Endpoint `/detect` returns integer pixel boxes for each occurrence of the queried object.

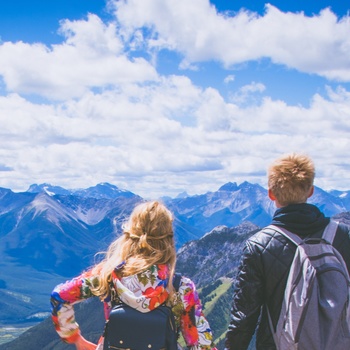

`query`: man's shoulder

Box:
[249,225,280,239]
[244,225,294,266]
[247,225,287,249]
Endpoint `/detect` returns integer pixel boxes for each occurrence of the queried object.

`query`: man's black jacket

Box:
[225,203,350,350]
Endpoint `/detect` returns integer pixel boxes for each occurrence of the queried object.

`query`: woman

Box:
[51,201,216,350]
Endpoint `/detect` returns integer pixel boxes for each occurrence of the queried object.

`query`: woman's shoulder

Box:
[177,274,197,293]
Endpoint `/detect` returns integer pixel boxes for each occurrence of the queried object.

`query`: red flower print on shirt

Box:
[143,285,169,310]
[183,289,195,306]
[58,279,83,303]
[181,311,199,345]
[157,264,168,280]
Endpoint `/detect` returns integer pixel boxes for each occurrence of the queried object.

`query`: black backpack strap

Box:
[173,273,182,292]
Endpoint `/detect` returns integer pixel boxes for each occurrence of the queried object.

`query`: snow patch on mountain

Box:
[28,193,78,227]
[74,205,111,225]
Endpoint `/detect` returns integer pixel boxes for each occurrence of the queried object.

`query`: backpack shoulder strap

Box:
[267,221,339,246]
[322,220,338,244]
[173,273,182,292]
[266,224,302,246]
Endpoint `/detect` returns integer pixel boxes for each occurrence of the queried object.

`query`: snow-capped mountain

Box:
[27,182,136,199]
[27,183,72,196]
[166,181,350,236]
[0,187,142,326]
[73,182,136,199]
[329,189,350,209]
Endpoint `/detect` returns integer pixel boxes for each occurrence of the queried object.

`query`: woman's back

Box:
[50,201,217,349]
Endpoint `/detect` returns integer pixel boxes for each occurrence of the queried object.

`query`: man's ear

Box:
[308,186,314,198]
[268,189,276,201]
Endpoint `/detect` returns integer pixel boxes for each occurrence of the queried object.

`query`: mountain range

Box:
[1,181,350,348]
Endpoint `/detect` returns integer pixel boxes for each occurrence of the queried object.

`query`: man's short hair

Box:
[268,153,315,206]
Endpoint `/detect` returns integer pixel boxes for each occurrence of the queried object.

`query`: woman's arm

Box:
[176,276,217,350]
[50,269,99,343]
[73,334,97,350]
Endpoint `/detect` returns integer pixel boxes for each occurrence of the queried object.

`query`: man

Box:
[224,153,350,349]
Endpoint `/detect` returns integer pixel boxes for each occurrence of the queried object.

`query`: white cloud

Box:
[224,75,235,84]
[0,1,350,198]
[0,14,158,100]
[1,77,350,197]
[111,0,350,81]
[230,81,266,105]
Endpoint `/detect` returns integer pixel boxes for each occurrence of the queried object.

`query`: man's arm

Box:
[225,241,264,350]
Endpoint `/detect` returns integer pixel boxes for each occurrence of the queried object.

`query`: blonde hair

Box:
[268,153,315,206]
[91,201,176,299]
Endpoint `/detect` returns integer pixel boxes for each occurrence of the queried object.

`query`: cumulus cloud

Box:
[230,81,266,105]
[1,77,350,197]
[0,14,158,100]
[112,0,350,81]
[0,1,350,197]
[224,75,235,84]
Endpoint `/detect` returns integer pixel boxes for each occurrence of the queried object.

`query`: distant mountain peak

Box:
[219,182,239,192]
[176,191,189,199]
[202,225,228,238]
[27,183,71,196]
[96,182,119,189]
[239,181,254,189]
[74,183,136,199]
[26,182,137,200]
[28,192,77,224]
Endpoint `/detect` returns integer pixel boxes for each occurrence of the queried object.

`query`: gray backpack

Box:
[267,221,350,350]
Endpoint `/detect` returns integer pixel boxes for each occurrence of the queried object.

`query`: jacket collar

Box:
[271,203,329,236]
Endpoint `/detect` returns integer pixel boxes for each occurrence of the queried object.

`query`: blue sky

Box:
[0,0,349,198]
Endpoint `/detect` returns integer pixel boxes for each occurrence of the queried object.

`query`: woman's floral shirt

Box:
[50,264,216,349]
